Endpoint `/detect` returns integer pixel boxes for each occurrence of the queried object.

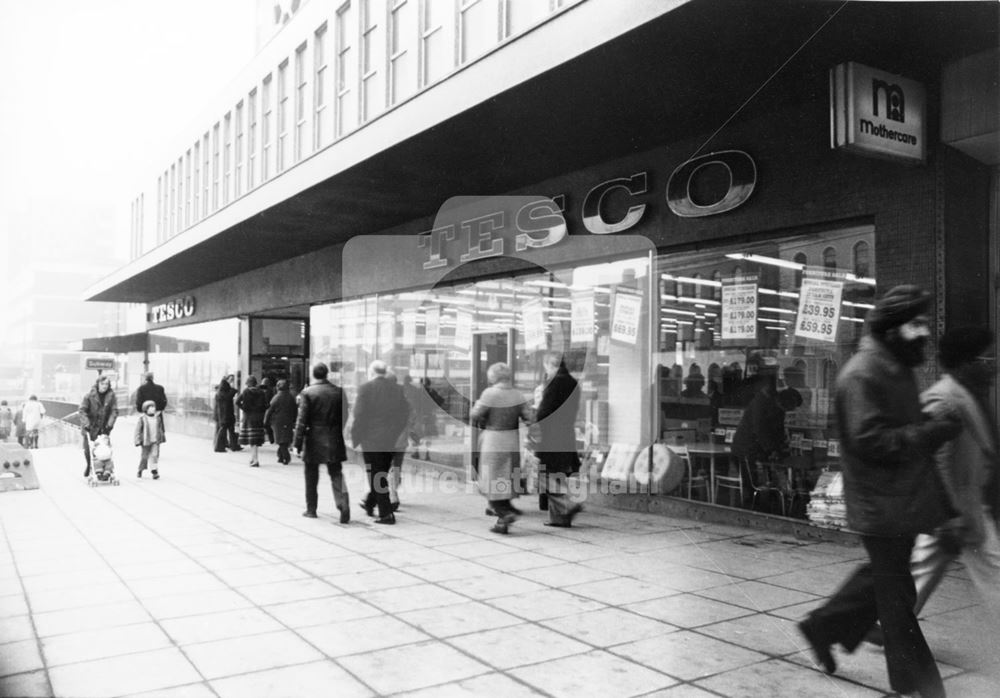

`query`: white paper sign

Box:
[610,290,642,345]
[571,290,595,344]
[402,310,416,346]
[721,283,758,341]
[522,300,547,352]
[454,310,473,351]
[424,307,441,346]
[795,277,844,343]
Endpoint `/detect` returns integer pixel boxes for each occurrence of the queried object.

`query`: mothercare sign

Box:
[830,62,926,163]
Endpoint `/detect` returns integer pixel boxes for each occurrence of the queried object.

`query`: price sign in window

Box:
[611,289,642,345]
[721,281,758,341]
[795,276,844,343]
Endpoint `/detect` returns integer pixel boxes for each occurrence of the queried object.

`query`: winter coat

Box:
[470,381,532,499]
[350,376,410,452]
[214,381,236,426]
[236,387,268,428]
[835,335,952,537]
[534,366,581,475]
[79,389,118,441]
[264,389,299,446]
[134,413,166,447]
[135,381,168,413]
[293,379,348,464]
[22,401,46,432]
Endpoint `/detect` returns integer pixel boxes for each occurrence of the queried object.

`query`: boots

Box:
[333,476,350,524]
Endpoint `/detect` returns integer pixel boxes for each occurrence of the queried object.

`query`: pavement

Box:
[1,419,999,698]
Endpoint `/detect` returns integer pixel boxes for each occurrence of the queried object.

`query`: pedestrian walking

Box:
[533,353,584,527]
[21,395,45,449]
[797,284,961,698]
[351,360,410,525]
[294,363,351,522]
[0,400,13,442]
[236,376,269,467]
[134,400,165,479]
[909,326,1000,620]
[134,371,167,452]
[470,362,532,534]
[79,377,118,477]
[260,376,276,444]
[213,376,241,452]
[264,379,298,464]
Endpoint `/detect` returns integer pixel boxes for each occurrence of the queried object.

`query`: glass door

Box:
[470,329,513,473]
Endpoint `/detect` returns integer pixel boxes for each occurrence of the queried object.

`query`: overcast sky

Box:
[0,0,258,257]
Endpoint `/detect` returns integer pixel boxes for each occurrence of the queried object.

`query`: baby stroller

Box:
[88,434,119,486]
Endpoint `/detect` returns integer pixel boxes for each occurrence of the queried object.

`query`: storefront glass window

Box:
[148,318,240,437]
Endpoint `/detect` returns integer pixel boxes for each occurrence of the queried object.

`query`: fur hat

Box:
[141,400,156,412]
[867,284,932,333]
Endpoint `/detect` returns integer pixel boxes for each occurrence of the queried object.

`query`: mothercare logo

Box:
[830,62,925,163]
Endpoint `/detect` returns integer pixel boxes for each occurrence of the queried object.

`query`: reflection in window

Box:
[823,246,837,270]
[853,241,871,278]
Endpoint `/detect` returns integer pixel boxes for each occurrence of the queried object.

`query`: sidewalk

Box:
[1,422,998,698]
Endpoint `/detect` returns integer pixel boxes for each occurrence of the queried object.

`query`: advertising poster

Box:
[721,278,758,342]
[610,288,642,345]
[795,276,844,343]
[424,307,441,346]
[571,289,595,344]
[522,299,547,351]
[454,310,473,351]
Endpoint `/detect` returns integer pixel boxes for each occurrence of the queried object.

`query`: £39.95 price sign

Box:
[721,282,758,341]
[795,277,844,343]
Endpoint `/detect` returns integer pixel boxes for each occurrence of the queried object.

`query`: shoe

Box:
[490,522,509,534]
[214,449,226,453]
[152,470,159,480]
[544,520,572,528]
[84,466,91,477]
[361,502,375,517]
[302,510,318,518]
[798,619,836,674]
[339,509,350,524]
[250,462,260,468]
[485,507,496,516]
[374,514,396,525]
[864,624,884,647]
[391,502,400,513]
[137,469,143,478]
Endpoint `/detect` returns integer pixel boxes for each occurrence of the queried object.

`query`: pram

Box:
[88,434,119,486]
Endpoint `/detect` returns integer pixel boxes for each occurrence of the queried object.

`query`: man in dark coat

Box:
[535,353,583,527]
[294,363,350,522]
[135,371,167,442]
[265,379,298,465]
[351,360,410,524]
[79,375,119,477]
[798,285,961,698]
[213,377,240,452]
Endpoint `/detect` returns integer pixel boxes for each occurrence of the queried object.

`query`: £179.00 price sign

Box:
[795,277,844,343]
[721,283,758,341]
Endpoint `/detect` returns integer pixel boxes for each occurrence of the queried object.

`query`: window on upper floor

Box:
[389,0,416,105]
[421,0,454,87]
[262,74,273,181]
[248,89,258,189]
[295,43,307,162]
[235,101,244,197]
[460,0,501,64]
[314,24,328,150]
[360,0,384,121]
[277,60,289,173]
[335,2,356,137]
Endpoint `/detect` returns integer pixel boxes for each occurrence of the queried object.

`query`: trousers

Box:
[362,451,393,518]
[304,461,348,514]
[806,534,944,697]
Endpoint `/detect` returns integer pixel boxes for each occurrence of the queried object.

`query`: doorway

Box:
[470,330,514,473]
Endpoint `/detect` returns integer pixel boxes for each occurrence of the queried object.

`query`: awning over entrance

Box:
[85,0,998,305]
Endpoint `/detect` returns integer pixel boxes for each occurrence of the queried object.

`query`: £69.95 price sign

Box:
[721,282,758,341]
[795,277,844,343]
[610,289,642,345]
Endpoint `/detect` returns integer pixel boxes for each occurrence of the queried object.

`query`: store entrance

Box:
[470,330,513,473]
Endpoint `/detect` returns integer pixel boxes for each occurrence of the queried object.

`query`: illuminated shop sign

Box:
[419,151,756,270]
[830,61,926,163]
[149,296,196,324]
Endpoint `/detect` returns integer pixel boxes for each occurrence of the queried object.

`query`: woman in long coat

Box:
[213,377,239,452]
[264,379,298,465]
[470,362,532,534]
[236,375,269,467]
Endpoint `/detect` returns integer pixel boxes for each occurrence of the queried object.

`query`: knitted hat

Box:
[867,284,932,333]
[141,400,156,411]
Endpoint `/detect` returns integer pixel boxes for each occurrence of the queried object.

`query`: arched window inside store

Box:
[853,241,871,278]
[823,247,837,270]
[793,253,807,287]
[822,358,839,389]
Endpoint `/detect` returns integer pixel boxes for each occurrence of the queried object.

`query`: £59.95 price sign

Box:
[795,277,844,343]
[721,282,758,341]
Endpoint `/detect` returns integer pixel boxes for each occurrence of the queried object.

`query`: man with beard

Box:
[797,285,961,698]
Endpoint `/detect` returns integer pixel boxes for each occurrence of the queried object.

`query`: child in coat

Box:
[134,400,165,479]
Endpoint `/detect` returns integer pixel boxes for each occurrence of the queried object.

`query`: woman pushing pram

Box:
[79,375,118,480]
